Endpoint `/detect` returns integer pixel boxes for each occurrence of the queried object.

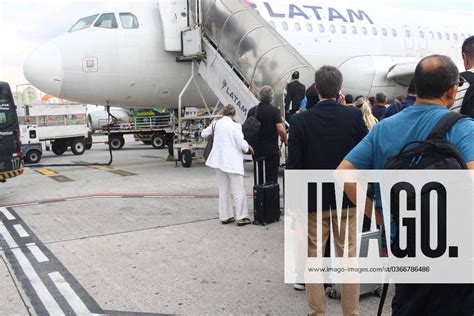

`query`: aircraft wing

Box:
[386,63,417,86]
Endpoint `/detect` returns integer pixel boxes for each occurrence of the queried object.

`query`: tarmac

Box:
[0,135,394,315]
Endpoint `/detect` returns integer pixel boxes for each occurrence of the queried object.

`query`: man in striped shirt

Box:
[454,36,474,117]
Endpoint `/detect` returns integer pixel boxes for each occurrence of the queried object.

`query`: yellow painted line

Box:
[35,169,57,176]
[74,161,113,170]
[88,165,113,171]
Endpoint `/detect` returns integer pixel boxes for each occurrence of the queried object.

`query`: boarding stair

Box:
[156,0,315,167]
[177,0,316,123]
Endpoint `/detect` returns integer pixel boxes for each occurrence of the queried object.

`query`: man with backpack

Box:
[455,35,474,117]
[338,55,474,315]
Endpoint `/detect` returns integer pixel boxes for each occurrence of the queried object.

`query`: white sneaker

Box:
[294,283,305,291]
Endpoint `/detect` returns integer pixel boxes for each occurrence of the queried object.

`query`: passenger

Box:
[285,71,306,123]
[201,105,253,226]
[354,97,378,130]
[355,95,365,103]
[338,55,474,315]
[368,96,376,107]
[247,86,287,185]
[345,94,354,105]
[371,92,388,121]
[456,35,474,117]
[337,92,346,105]
[287,66,368,316]
[305,83,320,110]
[384,78,417,119]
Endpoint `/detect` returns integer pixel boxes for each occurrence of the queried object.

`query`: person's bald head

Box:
[414,55,459,100]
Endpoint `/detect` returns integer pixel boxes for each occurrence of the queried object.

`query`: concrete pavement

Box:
[0,135,393,315]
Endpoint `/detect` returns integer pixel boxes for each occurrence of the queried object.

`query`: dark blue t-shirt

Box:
[383,96,416,119]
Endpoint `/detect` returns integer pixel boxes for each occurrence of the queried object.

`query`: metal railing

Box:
[97,114,175,132]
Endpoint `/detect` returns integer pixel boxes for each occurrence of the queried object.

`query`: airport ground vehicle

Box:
[0,82,23,182]
[94,109,175,150]
[18,104,89,156]
[20,125,43,164]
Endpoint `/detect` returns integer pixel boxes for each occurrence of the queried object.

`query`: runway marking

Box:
[91,165,114,170]
[35,168,57,176]
[0,193,223,208]
[0,222,65,315]
[108,169,137,177]
[26,243,49,263]
[0,208,167,315]
[49,272,91,314]
[50,175,74,183]
[13,224,30,237]
[74,161,114,170]
[0,207,16,220]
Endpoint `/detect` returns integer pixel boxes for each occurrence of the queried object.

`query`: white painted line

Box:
[13,224,30,238]
[26,243,49,263]
[49,272,91,315]
[0,223,64,315]
[0,207,15,220]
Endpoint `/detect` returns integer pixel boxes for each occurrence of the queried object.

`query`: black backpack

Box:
[377,112,468,316]
[460,71,474,118]
[385,112,468,170]
[242,106,261,145]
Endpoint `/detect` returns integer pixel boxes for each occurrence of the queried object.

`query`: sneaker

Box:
[294,283,305,291]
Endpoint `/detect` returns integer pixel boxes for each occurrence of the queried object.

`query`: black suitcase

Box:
[253,159,280,226]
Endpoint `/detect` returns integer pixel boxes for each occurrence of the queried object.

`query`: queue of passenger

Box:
[201,36,474,315]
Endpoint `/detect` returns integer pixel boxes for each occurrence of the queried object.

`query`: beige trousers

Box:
[307,210,360,316]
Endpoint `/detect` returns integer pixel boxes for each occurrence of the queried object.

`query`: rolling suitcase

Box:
[326,230,383,299]
[253,159,280,226]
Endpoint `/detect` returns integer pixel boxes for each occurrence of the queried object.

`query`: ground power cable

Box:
[24,106,113,168]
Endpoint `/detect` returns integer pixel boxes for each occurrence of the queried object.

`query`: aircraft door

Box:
[403,25,414,50]
[417,26,427,50]
[157,0,189,52]
[187,0,200,26]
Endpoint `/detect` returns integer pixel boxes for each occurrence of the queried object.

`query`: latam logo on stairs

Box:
[221,79,249,115]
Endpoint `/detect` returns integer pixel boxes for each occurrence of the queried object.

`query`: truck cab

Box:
[20,125,43,164]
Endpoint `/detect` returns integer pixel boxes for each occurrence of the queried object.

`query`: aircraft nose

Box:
[23,42,62,97]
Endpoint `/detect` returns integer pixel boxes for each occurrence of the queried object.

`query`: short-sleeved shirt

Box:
[247,102,283,158]
[346,104,474,170]
[347,104,474,212]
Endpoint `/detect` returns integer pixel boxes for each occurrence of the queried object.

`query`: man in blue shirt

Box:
[338,55,474,315]
[384,78,417,119]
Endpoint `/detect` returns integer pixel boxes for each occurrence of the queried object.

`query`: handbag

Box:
[203,120,218,160]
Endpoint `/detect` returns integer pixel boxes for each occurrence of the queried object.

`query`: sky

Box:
[0,0,473,90]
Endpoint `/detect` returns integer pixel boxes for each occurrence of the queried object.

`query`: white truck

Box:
[18,103,90,156]
[19,124,43,164]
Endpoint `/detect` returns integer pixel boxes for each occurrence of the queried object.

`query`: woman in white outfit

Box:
[202,105,254,226]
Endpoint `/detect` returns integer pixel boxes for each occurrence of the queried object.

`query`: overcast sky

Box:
[0,0,473,90]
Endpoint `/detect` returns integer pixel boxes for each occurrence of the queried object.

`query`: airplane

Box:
[23,0,473,113]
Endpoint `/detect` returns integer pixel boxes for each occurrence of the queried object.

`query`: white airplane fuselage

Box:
[23,0,473,109]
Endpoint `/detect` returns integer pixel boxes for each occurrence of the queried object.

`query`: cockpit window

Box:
[94,13,118,29]
[69,14,99,32]
[119,13,139,29]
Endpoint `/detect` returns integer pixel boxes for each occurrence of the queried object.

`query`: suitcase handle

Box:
[253,157,267,185]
